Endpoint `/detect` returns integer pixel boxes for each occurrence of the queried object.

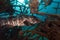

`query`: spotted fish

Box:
[0,16,40,27]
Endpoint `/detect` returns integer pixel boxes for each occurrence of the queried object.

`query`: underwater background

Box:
[0,0,60,40]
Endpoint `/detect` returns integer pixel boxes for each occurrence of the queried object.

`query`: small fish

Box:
[29,0,39,13]
[0,16,40,27]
